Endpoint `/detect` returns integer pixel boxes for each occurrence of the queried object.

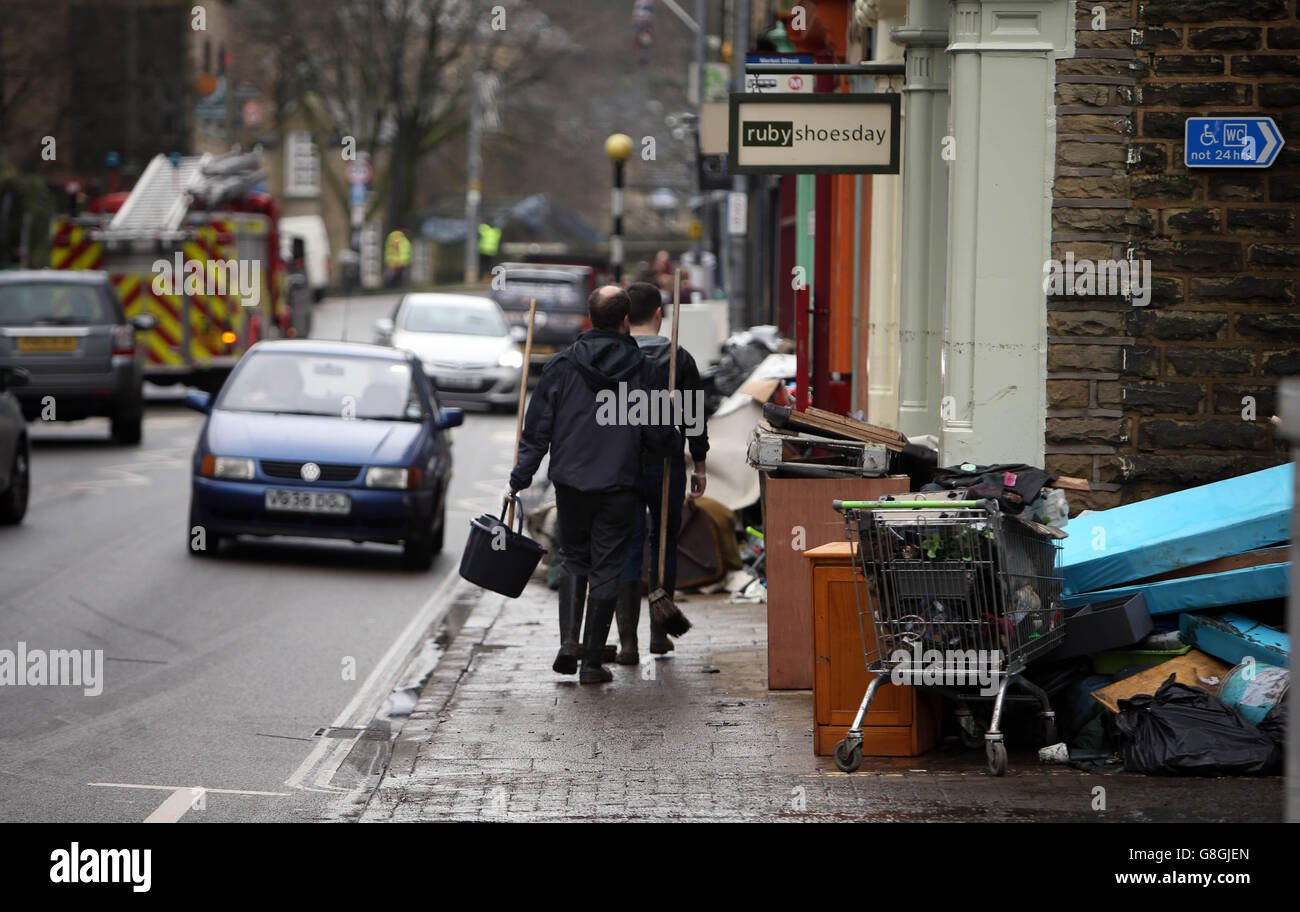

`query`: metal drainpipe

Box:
[1281,378,1300,822]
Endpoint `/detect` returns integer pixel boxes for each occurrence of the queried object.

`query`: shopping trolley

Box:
[830,493,1067,775]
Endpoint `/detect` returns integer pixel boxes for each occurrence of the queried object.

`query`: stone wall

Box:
[1047,0,1298,509]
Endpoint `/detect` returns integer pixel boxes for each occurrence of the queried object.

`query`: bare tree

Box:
[241,0,573,232]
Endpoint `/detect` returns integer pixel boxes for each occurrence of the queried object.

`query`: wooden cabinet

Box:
[806,541,940,757]
[763,475,910,689]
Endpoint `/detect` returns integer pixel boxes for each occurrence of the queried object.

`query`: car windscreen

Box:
[219,352,423,421]
[400,300,507,336]
[0,283,119,326]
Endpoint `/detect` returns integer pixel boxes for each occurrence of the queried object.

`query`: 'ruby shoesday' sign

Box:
[728,93,900,175]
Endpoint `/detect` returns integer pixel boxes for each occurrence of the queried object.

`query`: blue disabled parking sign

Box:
[1185,116,1285,168]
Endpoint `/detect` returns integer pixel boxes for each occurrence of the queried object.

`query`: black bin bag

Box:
[1106,675,1281,776]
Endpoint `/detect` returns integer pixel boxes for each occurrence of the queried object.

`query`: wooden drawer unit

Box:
[806,542,940,758]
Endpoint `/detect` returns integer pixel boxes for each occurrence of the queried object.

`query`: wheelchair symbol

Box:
[1200,123,1216,146]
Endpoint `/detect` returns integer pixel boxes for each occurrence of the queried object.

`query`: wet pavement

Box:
[357,580,1284,822]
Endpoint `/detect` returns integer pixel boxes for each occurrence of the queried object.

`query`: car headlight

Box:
[365,466,412,489]
[202,456,254,479]
[498,349,524,369]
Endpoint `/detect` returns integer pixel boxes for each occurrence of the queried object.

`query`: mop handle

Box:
[508,298,536,528]
[658,270,681,584]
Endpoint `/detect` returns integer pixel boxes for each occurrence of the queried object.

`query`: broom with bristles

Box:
[648,269,692,639]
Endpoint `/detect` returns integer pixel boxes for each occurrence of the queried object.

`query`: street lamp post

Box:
[605,133,633,283]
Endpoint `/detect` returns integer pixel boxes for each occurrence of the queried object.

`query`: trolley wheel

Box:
[986,741,1007,777]
[1040,717,1058,747]
[833,738,863,773]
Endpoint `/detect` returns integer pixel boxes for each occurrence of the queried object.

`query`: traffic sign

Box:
[241,99,263,127]
[344,158,374,185]
[348,182,367,205]
[745,54,814,94]
[1185,116,1285,168]
[727,191,747,236]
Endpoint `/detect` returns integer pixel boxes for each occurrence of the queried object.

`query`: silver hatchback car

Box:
[0,271,156,444]
[375,293,524,411]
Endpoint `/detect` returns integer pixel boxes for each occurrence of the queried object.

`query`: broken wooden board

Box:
[1060,463,1292,595]
[1049,475,1091,491]
[1090,649,1233,713]
[763,403,909,450]
[1130,546,1290,585]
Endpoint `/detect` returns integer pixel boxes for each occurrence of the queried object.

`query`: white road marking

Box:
[284,564,464,793]
[88,782,291,823]
[90,782,291,796]
[143,788,203,823]
[30,446,191,502]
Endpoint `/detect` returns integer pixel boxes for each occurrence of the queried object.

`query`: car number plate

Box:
[437,374,480,389]
[264,489,351,514]
[17,336,76,352]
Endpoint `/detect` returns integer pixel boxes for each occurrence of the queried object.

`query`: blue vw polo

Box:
[186,339,462,570]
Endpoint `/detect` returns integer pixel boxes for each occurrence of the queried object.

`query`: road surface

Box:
[0,292,516,822]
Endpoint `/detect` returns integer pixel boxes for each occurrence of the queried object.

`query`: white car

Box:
[375,294,524,410]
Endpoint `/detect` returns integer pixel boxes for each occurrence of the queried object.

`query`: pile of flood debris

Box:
[1042,464,1290,775]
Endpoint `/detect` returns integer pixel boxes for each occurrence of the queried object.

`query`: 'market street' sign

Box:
[1184,116,1285,168]
[728,93,901,175]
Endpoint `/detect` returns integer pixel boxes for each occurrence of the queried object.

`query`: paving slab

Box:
[360,580,1283,822]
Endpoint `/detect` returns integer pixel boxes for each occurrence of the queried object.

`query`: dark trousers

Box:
[619,460,686,594]
[554,484,638,602]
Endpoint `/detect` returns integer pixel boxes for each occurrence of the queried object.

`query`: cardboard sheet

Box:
[1090,649,1233,713]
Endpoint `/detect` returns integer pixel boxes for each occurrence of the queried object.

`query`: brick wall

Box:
[1048,0,1298,510]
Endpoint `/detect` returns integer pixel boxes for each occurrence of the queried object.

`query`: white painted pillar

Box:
[892,0,951,439]
[940,0,1074,465]
[864,0,908,428]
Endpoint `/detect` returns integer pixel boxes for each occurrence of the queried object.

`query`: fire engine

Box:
[50,150,293,390]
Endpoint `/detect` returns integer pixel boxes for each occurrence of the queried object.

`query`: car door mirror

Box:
[131,313,158,331]
[0,366,31,391]
[437,407,463,430]
[184,390,212,413]
[375,317,395,344]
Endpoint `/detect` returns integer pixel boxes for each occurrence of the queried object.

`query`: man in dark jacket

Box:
[613,282,710,664]
[509,285,672,684]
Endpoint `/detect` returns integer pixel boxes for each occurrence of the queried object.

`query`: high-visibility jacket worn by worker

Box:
[477,223,501,257]
[384,230,411,268]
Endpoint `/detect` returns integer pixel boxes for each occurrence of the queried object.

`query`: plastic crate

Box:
[1090,644,1191,675]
